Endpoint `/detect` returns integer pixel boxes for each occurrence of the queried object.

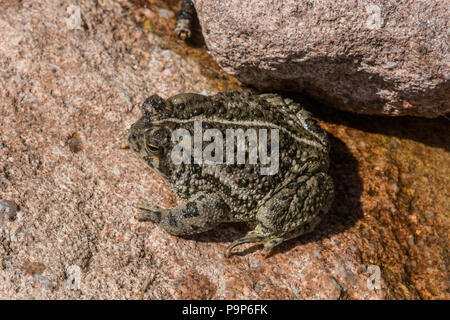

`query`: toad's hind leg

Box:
[225,173,334,257]
[136,192,230,236]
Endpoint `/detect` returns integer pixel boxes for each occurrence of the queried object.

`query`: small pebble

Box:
[34,274,55,290]
[0,199,18,220]
[384,61,397,69]
[66,132,82,153]
[250,257,261,268]
[158,8,174,19]
[424,211,435,219]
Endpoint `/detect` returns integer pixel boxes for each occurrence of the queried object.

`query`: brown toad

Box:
[127,91,334,257]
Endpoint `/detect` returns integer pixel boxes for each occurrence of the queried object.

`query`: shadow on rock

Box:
[183,4,207,49]
[275,133,364,256]
[290,93,450,153]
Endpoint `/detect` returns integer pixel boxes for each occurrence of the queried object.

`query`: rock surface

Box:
[0,0,448,299]
[0,200,18,220]
[193,0,450,118]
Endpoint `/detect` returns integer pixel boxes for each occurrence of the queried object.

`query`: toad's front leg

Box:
[135,192,230,236]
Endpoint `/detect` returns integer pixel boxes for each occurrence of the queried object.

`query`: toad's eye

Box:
[147,143,161,153]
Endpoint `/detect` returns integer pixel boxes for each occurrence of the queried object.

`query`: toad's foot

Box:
[134,202,163,222]
[224,226,283,258]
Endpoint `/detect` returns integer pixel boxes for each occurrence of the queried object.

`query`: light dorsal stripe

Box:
[291,112,328,147]
[151,117,326,151]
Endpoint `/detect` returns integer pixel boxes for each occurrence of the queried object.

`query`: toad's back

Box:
[129,91,334,257]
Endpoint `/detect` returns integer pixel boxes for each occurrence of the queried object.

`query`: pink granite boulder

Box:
[193,0,450,117]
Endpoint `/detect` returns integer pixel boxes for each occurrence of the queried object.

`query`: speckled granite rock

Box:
[0,0,448,299]
[193,0,450,117]
[0,200,17,220]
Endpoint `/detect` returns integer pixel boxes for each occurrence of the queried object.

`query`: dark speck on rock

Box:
[66,133,82,153]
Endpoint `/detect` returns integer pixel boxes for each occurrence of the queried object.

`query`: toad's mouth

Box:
[142,155,168,180]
